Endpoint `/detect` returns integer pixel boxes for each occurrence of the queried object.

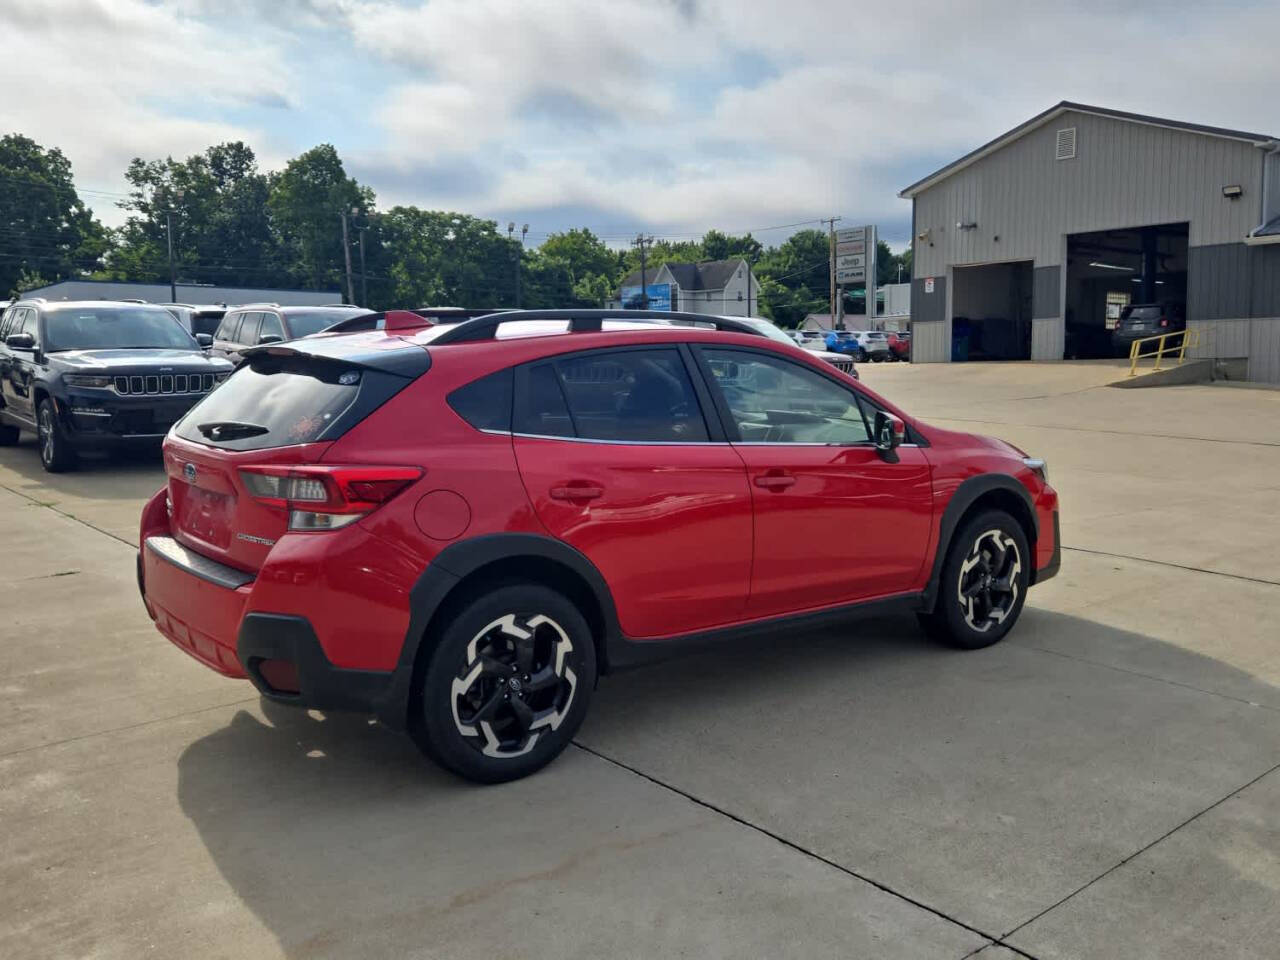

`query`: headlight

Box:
[64,375,113,389]
[1022,457,1048,482]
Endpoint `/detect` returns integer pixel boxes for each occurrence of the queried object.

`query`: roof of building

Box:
[899,101,1280,199]
[619,258,748,292]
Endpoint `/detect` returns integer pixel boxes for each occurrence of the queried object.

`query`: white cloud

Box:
[4,0,1279,242]
[0,0,295,224]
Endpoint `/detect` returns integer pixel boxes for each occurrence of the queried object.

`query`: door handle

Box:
[753,472,796,491]
[549,483,604,501]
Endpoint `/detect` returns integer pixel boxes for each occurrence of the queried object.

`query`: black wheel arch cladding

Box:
[921,473,1039,613]
[386,533,621,728]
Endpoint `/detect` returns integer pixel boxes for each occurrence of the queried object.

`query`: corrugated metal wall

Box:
[911,276,946,324]
[911,320,950,363]
[1188,244,1252,320]
[912,110,1264,280]
[1250,319,1280,382]
[1031,266,1061,319]
[1031,318,1064,359]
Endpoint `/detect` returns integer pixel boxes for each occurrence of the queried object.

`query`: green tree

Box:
[525,228,619,308]
[0,134,108,296]
[876,239,912,286]
[378,208,516,308]
[752,229,831,326]
[111,141,284,289]
[701,229,763,264]
[268,144,373,291]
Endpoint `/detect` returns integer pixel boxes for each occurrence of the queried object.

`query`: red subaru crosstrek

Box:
[139,310,1059,782]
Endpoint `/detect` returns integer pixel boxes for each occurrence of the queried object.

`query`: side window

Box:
[0,307,13,338]
[215,313,242,342]
[701,348,872,445]
[258,312,284,342]
[18,309,37,339]
[553,348,709,442]
[519,363,575,438]
[448,368,513,432]
[237,312,262,345]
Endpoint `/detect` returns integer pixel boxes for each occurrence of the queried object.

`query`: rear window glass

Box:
[525,349,710,443]
[1122,306,1162,320]
[174,359,361,451]
[284,311,366,338]
[448,369,513,432]
[521,364,574,438]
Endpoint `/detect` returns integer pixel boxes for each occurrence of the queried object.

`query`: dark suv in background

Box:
[1112,302,1186,356]
[0,300,232,471]
[164,304,227,341]
[211,304,368,365]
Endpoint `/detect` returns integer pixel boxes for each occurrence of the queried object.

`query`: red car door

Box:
[512,347,753,639]
[697,346,933,618]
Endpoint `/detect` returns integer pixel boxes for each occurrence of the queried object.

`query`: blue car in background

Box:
[823,330,864,359]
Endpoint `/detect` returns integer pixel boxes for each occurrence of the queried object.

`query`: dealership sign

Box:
[620,282,672,310]
[834,225,876,284]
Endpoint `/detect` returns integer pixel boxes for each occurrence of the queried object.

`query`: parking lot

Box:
[2,360,1279,959]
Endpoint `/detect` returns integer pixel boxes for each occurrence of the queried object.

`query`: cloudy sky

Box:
[2,0,1277,249]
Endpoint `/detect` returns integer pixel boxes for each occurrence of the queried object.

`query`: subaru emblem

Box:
[183,462,197,483]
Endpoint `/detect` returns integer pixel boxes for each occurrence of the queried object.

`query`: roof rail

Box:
[237,302,281,309]
[429,309,766,345]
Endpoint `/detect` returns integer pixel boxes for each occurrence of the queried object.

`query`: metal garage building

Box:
[901,102,1280,381]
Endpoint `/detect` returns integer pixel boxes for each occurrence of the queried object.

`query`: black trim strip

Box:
[144,536,254,590]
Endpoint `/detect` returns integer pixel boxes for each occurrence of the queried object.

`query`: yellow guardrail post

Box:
[1127,328,1196,377]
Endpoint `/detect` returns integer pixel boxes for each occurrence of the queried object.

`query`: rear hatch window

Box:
[1121,305,1162,327]
[165,353,418,569]
[173,355,408,451]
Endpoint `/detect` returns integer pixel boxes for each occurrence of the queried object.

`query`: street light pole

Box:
[352,207,367,307]
[166,188,183,302]
[341,211,356,305]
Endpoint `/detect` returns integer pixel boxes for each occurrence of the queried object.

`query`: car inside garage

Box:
[1064,223,1188,358]
[949,261,1033,361]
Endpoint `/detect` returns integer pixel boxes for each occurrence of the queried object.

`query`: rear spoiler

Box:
[241,335,432,378]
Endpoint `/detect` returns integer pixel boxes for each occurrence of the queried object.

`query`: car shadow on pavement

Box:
[175,609,1280,958]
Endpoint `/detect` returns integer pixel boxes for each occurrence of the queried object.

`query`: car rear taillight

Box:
[239,465,422,531]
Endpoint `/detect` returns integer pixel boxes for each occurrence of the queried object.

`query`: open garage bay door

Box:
[950,262,1033,361]
[1066,223,1188,358]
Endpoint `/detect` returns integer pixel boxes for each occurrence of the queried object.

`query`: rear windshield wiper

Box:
[197,420,269,441]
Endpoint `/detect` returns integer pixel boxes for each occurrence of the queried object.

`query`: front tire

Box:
[37,399,75,472]
[413,583,596,783]
[920,510,1030,649]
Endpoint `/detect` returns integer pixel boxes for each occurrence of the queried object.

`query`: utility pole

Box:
[820,216,841,328]
[341,211,355,305]
[633,234,654,309]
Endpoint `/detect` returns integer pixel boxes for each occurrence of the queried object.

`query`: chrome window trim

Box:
[485,428,918,449]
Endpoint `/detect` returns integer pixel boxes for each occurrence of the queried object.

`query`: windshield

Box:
[44,307,198,352]
[285,310,367,338]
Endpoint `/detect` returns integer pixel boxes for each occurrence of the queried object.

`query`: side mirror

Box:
[195,333,213,348]
[257,334,283,345]
[5,332,34,350]
[873,410,906,460]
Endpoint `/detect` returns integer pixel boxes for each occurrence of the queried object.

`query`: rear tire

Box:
[920,510,1030,650]
[0,422,19,446]
[412,583,596,783]
[37,399,75,473]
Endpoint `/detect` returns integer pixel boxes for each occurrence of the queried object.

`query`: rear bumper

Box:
[237,613,397,718]
[139,530,400,722]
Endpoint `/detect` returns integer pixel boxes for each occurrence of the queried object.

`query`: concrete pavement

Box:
[2,360,1279,958]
